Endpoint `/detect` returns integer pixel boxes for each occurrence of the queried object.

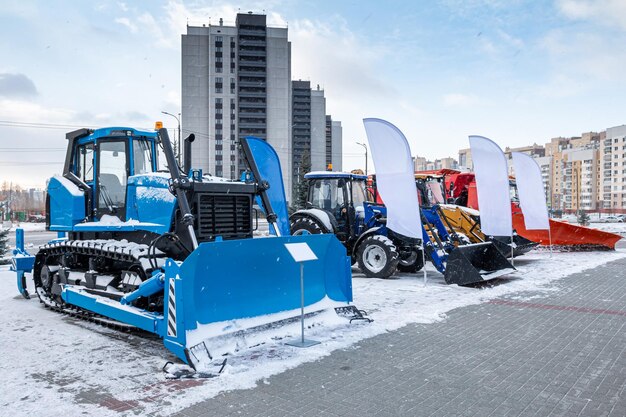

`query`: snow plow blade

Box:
[163,233,352,368]
[491,235,539,258]
[512,213,621,250]
[443,242,516,286]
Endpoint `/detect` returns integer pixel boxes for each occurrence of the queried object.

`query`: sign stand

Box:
[284,242,320,348]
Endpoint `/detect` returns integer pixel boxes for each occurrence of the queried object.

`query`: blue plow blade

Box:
[163,233,352,366]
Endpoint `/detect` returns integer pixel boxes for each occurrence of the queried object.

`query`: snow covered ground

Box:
[1,244,625,416]
[1,222,46,232]
[587,222,626,236]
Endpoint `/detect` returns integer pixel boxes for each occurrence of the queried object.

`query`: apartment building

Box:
[602,125,626,210]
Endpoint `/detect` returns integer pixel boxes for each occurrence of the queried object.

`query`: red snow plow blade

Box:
[512,213,622,250]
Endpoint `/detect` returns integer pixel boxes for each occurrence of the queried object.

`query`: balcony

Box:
[239,109,266,117]
[238,101,266,108]
[238,90,266,98]
[239,59,266,67]
[238,28,266,37]
[238,49,266,57]
[238,121,267,129]
[238,80,266,88]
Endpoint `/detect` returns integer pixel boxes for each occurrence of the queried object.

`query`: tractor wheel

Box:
[356,235,399,278]
[397,248,425,273]
[290,216,325,235]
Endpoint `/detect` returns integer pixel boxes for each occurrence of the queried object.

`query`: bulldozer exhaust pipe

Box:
[183,133,195,175]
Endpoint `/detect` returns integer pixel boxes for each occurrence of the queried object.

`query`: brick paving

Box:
[172,257,626,417]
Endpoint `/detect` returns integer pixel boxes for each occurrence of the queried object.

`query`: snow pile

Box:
[1,246,625,416]
[587,222,626,236]
[136,186,175,203]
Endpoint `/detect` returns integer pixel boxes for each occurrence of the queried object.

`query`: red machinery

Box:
[426,170,622,250]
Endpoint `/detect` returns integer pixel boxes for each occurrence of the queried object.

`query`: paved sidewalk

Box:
[173,258,626,417]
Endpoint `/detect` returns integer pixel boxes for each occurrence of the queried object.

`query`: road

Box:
[8,229,58,251]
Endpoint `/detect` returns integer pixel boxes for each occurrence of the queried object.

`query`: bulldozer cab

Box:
[67,128,158,221]
[304,172,368,239]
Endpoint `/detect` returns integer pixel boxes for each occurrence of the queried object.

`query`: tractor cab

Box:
[302,171,369,240]
[64,127,159,221]
[414,174,446,207]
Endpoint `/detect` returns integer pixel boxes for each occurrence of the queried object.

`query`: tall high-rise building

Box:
[329,118,342,171]
[291,82,341,185]
[182,13,293,198]
[291,80,312,182]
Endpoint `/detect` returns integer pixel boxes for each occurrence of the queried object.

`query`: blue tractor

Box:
[290,172,515,285]
[290,172,407,278]
[11,127,355,369]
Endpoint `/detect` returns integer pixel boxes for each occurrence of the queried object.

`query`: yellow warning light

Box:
[155,121,163,130]
[327,163,333,171]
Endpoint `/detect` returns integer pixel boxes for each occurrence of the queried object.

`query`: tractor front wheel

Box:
[290,216,324,235]
[356,235,399,278]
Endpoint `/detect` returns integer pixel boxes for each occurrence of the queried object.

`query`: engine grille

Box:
[195,193,253,241]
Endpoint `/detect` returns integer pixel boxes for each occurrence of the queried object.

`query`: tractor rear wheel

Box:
[290,216,325,235]
[397,249,425,273]
[356,235,399,278]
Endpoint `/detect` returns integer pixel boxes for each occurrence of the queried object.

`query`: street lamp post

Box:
[356,142,368,175]
[162,111,181,166]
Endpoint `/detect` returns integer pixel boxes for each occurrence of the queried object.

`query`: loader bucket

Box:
[443,242,515,286]
[491,235,539,258]
[162,233,352,367]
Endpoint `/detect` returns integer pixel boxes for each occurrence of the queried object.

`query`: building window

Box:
[215,77,223,93]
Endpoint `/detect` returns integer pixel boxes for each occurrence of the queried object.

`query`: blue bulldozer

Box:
[11,126,357,369]
[290,171,514,285]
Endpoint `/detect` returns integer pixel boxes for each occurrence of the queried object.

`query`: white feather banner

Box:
[512,152,550,230]
[363,118,422,239]
[468,135,512,236]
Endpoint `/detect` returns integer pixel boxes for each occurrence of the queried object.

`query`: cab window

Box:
[133,139,154,175]
[98,141,127,211]
[350,180,367,208]
[309,179,345,211]
[76,143,94,183]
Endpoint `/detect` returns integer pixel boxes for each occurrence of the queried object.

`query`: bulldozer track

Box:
[33,239,167,334]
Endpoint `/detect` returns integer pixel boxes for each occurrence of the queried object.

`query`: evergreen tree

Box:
[577,209,590,226]
[0,228,9,265]
[291,150,312,212]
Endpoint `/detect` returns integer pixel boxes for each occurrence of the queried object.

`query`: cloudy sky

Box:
[1,0,626,187]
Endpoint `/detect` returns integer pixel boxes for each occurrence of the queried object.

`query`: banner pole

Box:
[421,245,427,287]
[548,225,553,258]
[510,234,515,267]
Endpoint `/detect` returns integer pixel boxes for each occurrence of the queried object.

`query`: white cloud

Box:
[557,0,626,31]
[540,29,626,82]
[114,17,138,33]
[0,99,76,123]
